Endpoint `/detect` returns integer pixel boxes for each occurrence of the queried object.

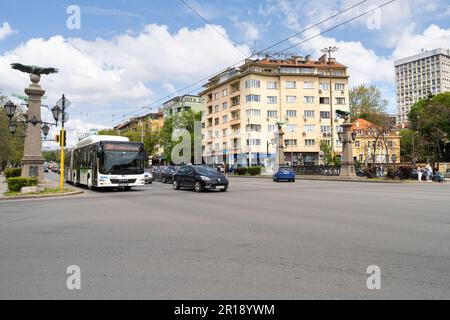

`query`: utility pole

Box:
[321,46,339,163]
[59,95,66,192]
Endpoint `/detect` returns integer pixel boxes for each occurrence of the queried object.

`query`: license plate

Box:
[216,185,225,190]
[119,183,129,187]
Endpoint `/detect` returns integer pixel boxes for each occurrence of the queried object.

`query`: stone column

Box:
[22,74,45,181]
[276,125,285,167]
[340,120,356,177]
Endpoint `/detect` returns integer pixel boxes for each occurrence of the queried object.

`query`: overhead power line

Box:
[113,0,390,125]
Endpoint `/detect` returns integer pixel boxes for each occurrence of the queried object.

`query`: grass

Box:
[3,188,75,197]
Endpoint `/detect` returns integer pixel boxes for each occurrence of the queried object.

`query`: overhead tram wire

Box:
[178,0,248,58]
[112,0,370,125]
[112,0,377,125]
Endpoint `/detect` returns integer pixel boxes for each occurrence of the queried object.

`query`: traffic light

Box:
[60,130,67,147]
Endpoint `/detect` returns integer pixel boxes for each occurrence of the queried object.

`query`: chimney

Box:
[318,54,328,64]
[305,55,311,62]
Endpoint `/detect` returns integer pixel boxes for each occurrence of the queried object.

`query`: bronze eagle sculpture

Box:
[11,63,58,75]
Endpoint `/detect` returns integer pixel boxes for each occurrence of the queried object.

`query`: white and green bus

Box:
[65,135,147,190]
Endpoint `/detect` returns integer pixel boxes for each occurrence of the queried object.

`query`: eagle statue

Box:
[11,63,58,75]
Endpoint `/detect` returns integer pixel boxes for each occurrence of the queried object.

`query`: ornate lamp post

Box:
[337,110,357,177]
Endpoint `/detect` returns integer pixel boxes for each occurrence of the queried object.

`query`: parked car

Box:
[173,165,229,192]
[273,166,296,182]
[151,166,166,182]
[144,171,153,184]
[43,165,49,173]
[161,166,178,184]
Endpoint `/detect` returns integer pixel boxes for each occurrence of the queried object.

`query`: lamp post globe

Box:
[42,123,50,137]
[51,106,61,123]
[351,131,357,142]
[4,101,16,119]
[9,122,17,135]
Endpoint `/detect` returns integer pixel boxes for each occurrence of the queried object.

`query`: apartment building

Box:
[395,48,450,125]
[163,94,203,118]
[200,55,350,167]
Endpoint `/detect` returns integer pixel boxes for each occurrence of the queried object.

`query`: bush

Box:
[7,177,39,192]
[248,166,262,176]
[234,167,248,175]
[4,168,22,179]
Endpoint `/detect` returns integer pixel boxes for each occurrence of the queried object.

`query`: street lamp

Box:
[51,106,61,123]
[9,122,17,135]
[41,123,50,138]
[4,101,16,119]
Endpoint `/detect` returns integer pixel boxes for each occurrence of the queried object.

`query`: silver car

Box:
[144,171,153,184]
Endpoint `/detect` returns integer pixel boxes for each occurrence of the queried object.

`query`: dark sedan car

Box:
[151,166,166,182]
[161,166,178,184]
[173,165,229,192]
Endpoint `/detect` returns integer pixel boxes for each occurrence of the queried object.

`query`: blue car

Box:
[273,166,296,182]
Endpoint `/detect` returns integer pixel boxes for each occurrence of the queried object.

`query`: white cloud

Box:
[0,23,250,138]
[0,22,16,40]
[232,17,260,42]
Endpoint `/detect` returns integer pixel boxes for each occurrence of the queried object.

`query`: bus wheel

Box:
[87,176,94,191]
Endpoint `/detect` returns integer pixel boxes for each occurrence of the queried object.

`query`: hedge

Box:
[7,177,39,192]
[234,167,248,175]
[248,166,262,176]
[4,168,22,179]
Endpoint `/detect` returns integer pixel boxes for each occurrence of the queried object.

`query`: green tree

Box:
[161,110,201,164]
[320,141,333,165]
[408,92,450,168]
[349,85,388,122]
[0,95,25,172]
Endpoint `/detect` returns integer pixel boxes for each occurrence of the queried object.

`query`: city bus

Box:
[65,135,147,190]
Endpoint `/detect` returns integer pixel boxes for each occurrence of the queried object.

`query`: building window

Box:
[268,125,277,132]
[245,79,261,88]
[223,89,228,97]
[246,109,261,117]
[336,98,346,105]
[320,97,330,104]
[223,102,228,110]
[267,110,278,118]
[214,92,219,100]
[285,139,297,146]
[335,83,345,91]
[286,81,297,89]
[304,82,314,89]
[246,124,262,132]
[214,118,220,126]
[247,139,261,146]
[286,96,297,103]
[304,125,315,133]
[304,96,314,104]
[286,124,298,132]
[320,125,331,133]
[320,111,330,119]
[320,83,330,91]
[267,82,277,89]
[355,141,361,148]
[304,110,315,118]
[246,94,261,102]
[286,110,297,118]
[305,139,316,146]
[214,105,219,113]
[267,96,278,104]
[222,115,228,123]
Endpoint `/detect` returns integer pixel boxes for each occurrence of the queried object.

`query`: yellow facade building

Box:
[352,118,401,165]
[200,55,350,166]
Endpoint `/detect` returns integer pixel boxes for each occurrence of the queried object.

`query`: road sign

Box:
[59,112,70,123]
[56,96,71,110]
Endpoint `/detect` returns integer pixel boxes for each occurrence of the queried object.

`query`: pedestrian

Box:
[426,164,433,183]
[417,166,423,182]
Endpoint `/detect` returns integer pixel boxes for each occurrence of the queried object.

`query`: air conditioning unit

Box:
[319,90,323,94]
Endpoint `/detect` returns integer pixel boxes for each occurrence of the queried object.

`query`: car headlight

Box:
[200,176,211,181]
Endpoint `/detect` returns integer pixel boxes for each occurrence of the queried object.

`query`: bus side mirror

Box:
[97,146,103,158]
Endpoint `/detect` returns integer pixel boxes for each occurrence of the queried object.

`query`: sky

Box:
[0,0,450,148]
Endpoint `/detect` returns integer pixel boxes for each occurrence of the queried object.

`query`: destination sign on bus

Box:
[104,143,141,152]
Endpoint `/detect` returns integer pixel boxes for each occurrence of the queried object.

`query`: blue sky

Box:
[1,0,450,146]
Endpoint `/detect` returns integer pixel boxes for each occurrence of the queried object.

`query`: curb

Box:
[0,190,84,202]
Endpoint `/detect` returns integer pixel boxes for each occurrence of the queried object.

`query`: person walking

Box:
[417,166,423,182]
[426,164,433,183]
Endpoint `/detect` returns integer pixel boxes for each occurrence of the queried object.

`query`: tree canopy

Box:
[349,84,389,122]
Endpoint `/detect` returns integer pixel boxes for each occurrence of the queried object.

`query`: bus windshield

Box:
[100,144,144,174]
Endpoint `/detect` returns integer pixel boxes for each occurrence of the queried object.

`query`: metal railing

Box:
[294,165,341,176]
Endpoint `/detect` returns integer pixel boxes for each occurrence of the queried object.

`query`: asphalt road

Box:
[1,174,449,299]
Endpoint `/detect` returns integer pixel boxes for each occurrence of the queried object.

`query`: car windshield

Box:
[194,166,219,175]
[279,167,294,172]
